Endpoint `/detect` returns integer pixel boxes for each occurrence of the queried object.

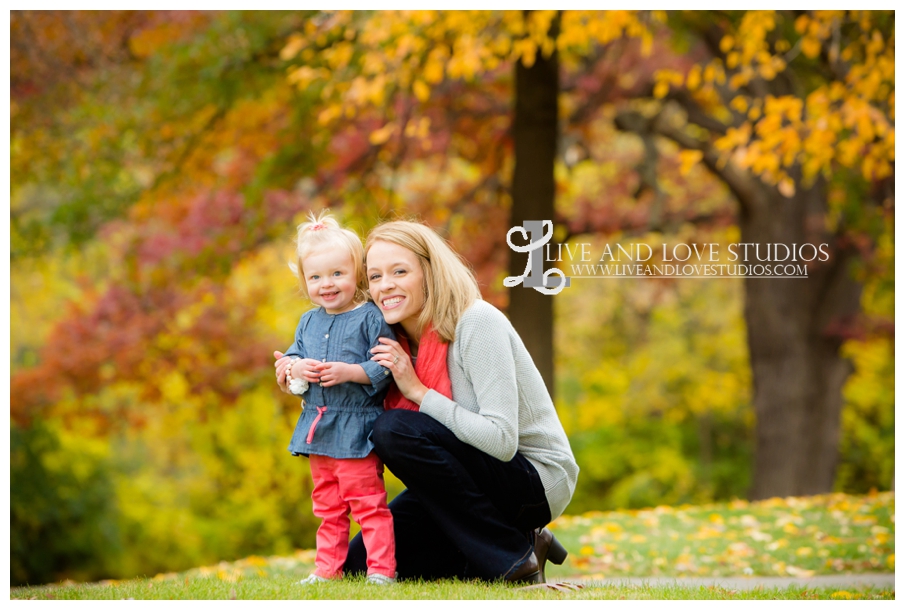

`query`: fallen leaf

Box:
[786,565,816,577]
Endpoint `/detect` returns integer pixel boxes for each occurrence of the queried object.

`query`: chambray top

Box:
[283,302,396,459]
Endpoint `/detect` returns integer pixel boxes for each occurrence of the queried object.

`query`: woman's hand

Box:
[274,351,292,393]
[371,337,429,405]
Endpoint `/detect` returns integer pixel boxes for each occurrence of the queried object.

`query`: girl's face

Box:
[366,240,426,340]
[302,249,359,315]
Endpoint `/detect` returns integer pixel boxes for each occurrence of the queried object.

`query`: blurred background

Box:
[9,10,894,586]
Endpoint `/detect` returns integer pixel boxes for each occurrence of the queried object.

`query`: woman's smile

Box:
[381,296,405,309]
[367,240,425,339]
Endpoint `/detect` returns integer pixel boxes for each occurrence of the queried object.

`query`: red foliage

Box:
[11,186,312,429]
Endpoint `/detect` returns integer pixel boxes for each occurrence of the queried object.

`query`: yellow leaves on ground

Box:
[785,565,816,577]
[832,591,854,599]
[555,492,894,578]
[152,550,318,583]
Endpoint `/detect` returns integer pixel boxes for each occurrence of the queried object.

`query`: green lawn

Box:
[9,578,894,600]
[545,491,894,580]
[11,492,894,600]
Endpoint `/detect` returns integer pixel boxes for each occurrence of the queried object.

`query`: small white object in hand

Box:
[286,356,308,395]
[289,378,308,395]
[299,574,330,585]
[367,573,397,585]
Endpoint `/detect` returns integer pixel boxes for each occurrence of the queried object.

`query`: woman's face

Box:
[367,240,426,339]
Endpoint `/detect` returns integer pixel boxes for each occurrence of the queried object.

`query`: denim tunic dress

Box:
[284,302,396,459]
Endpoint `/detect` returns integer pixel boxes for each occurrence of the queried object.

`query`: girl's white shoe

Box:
[366,573,397,585]
[299,574,331,585]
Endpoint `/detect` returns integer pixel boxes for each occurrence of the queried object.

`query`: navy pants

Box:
[343,409,551,580]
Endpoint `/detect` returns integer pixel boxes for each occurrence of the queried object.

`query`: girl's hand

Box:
[275,352,322,393]
[317,362,358,387]
[370,337,429,405]
[295,358,325,384]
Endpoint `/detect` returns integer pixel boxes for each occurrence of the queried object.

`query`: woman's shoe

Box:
[504,552,541,584]
[533,527,568,582]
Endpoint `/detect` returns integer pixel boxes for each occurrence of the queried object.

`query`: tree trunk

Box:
[508,13,560,393]
[741,177,862,499]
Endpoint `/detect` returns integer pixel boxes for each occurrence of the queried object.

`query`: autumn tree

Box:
[508,11,560,390]
[624,10,894,497]
[275,9,893,498]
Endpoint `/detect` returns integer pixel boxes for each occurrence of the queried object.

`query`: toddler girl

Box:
[274,211,397,585]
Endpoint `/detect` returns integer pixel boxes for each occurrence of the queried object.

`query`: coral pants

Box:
[309,452,396,579]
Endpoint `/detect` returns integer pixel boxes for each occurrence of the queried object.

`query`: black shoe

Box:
[533,527,568,583]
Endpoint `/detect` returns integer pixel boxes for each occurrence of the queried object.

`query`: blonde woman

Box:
[344,220,579,583]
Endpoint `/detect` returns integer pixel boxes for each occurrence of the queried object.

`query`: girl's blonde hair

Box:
[290,210,368,305]
[365,220,481,343]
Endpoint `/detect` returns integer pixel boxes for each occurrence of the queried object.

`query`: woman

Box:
[347,220,579,583]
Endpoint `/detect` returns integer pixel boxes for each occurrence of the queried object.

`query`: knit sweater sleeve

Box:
[419,303,519,461]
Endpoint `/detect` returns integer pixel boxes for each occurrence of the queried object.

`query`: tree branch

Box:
[614,106,761,220]
[558,207,737,243]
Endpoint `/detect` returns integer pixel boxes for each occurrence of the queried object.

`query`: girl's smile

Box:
[302,250,359,314]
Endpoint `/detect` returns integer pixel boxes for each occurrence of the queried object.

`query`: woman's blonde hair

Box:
[290,210,368,305]
[365,220,481,343]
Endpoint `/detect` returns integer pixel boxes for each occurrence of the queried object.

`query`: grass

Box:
[545,490,895,580]
[10,577,895,601]
[10,492,894,600]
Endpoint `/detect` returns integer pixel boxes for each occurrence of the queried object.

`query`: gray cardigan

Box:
[420,300,579,519]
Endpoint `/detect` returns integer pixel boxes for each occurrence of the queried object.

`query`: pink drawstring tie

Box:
[307,406,327,444]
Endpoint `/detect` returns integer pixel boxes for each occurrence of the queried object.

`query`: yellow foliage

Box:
[279,34,305,61]
[678,149,703,176]
[653,82,669,99]
[801,36,822,58]
[369,122,397,146]
[685,65,702,91]
[412,79,431,102]
[730,96,748,114]
[658,10,894,188]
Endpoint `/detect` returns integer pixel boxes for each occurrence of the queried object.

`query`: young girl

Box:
[273,211,398,585]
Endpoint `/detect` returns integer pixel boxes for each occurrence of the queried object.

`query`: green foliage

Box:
[836,339,895,493]
[106,384,320,579]
[10,421,123,585]
[11,382,323,585]
[556,228,754,512]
